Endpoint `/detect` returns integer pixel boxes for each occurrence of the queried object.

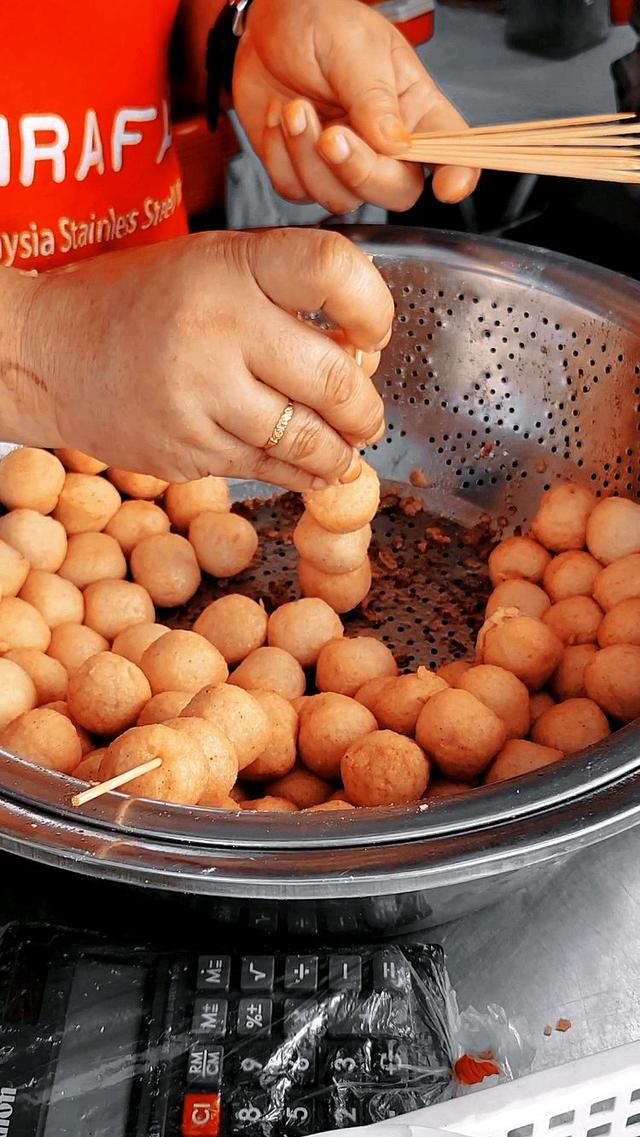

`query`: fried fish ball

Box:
[19,570,84,629]
[532,483,596,552]
[68,652,151,735]
[529,691,555,725]
[369,673,448,736]
[194,595,268,666]
[484,739,564,785]
[298,693,376,780]
[598,598,640,647]
[458,664,530,740]
[293,512,372,574]
[230,646,306,701]
[593,554,640,611]
[55,448,108,475]
[104,500,171,557]
[241,796,298,813]
[486,580,551,621]
[5,648,67,704]
[183,685,270,770]
[164,476,231,532]
[436,660,472,686]
[587,496,640,565]
[162,717,238,800]
[73,748,107,782]
[1,707,82,772]
[188,512,258,579]
[53,473,121,534]
[130,533,201,607]
[137,690,192,725]
[0,510,67,572]
[298,557,371,614]
[585,644,640,722]
[531,698,610,754]
[543,551,601,604]
[112,622,169,667]
[303,460,380,534]
[140,629,228,694]
[58,532,128,589]
[83,579,155,641]
[551,643,598,700]
[0,447,65,514]
[478,612,564,691]
[229,783,249,803]
[341,730,429,806]
[354,676,394,713]
[43,701,93,755]
[47,623,108,675]
[200,794,240,810]
[423,777,473,801]
[0,539,29,599]
[0,658,37,731]
[242,690,299,781]
[542,596,603,646]
[415,688,506,781]
[106,468,168,500]
[316,636,398,698]
[101,724,208,805]
[306,799,355,812]
[267,765,332,809]
[268,598,343,667]
[488,536,551,587]
[0,597,51,652]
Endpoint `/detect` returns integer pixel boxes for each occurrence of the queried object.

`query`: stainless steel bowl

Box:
[2,226,640,935]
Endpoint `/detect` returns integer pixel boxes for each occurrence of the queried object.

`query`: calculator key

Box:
[286,909,318,937]
[235,1046,273,1084]
[266,1041,316,1087]
[326,909,359,935]
[237,997,273,1038]
[197,956,231,992]
[372,951,410,993]
[245,906,279,936]
[192,998,228,1039]
[284,956,318,993]
[367,1090,426,1122]
[372,1040,410,1082]
[188,1045,224,1089]
[325,1089,363,1129]
[326,992,363,1039]
[241,956,275,992]
[328,955,362,992]
[325,1042,371,1083]
[181,1092,221,1137]
[228,1093,272,1135]
[284,999,326,1038]
[283,1102,314,1135]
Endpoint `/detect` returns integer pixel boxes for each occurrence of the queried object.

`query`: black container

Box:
[506,0,610,58]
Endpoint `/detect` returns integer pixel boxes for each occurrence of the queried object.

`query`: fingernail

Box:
[379,114,410,146]
[340,451,362,484]
[320,130,351,165]
[283,101,307,138]
[266,100,281,129]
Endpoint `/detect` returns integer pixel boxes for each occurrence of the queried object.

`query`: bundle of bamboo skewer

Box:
[401,113,640,184]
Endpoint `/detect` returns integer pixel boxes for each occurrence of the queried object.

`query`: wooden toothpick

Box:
[71,757,162,807]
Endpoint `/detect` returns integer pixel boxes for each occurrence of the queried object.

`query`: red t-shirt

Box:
[0,1,189,271]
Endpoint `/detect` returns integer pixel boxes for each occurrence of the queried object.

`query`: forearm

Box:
[0,268,62,449]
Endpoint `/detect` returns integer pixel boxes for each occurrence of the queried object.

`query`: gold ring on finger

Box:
[265,401,294,449]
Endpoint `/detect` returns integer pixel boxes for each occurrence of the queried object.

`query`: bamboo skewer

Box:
[71,757,162,806]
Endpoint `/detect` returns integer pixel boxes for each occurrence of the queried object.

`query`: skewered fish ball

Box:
[130,533,201,607]
[164,476,231,532]
[241,690,298,781]
[267,598,343,667]
[543,551,601,604]
[587,497,640,565]
[0,597,51,652]
[53,473,121,534]
[137,691,192,726]
[488,536,551,587]
[162,717,238,800]
[532,483,596,551]
[47,623,108,675]
[19,570,84,628]
[1,707,82,773]
[0,658,37,731]
[0,447,65,514]
[83,579,155,640]
[598,598,640,647]
[593,554,640,611]
[298,557,372,614]
[5,648,68,704]
[140,630,228,694]
[0,510,67,572]
[267,765,332,809]
[293,512,372,574]
[101,724,208,805]
[542,596,603,646]
[230,646,306,701]
[551,644,598,700]
[0,539,29,599]
[368,673,448,736]
[104,501,170,557]
[478,612,564,691]
[183,684,270,770]
[585,644,640,722]
[484,739,564,785]
[54,448,107,475]
[194,595,268,666]
[112,622,169,667]
[67,652,151,735]
[341,730,429,806]
[58,532,127,589]
[298,693,376,780]
[458,664,530,740]
[486,580,551,621]
[531,697,610,754]
[188,512,258,578]
[106,468,168,500]
[316,636,397,698]
[415,688,506,781]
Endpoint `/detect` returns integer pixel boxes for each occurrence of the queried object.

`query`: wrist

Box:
[0,268,65,449]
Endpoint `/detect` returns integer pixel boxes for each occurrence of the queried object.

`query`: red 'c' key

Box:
[181,1093,221,1137]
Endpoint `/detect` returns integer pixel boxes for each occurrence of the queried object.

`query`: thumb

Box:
[323,28,411,155]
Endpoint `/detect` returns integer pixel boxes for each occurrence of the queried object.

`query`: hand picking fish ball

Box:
[73,749,107,782]
[486,580,551,621]
[130,533,201,608]
[341,730,429,807]
[531,483,596,552]
[488,536,551,587]
[0,539,29,599]
[104,500,171,557]
[231,647,306,701]
[0,658,37,731]
[162,717,238,799]
[479,613,564,691]
[53,473,121,534]
[68,652,151,735]
[298,693,376,780]
[551,643,598,701]
[303,460,380,534]
[369,673,448,737]
[298,557,372,614]
[0,510,67,572]
[436,660,472,686]
[164,476,231,532]
[531,698,610,754]
[1,708,82,773]
[415,688,507,781]
[354,676,394,713]
[586,496,640,565]
[58,532,127,589]
[183,684,270,770]
[0,447,65,514]
[137,690,192,726]
[316,636,398,698]
[47,623,108,675]
[193,595,268,666]
[593,554,640,611]
[106,468,168,500]
[542,596,603,646]
[0,597,51,653]
[19,570,84,629]
[293,512,372,575]
[267,598,344,667]
[598,598,640,647]
[140,630,228,695]
[458,665,530,740]
[55,448,108,475]
[585,644,640,722]
[484,739,564,785]
[101,724,208,806]
[267,765,332,809]
[242,690,298,781]
[83,579,155,641]
[112,622,169,667]
[5,649,67,704]
[188,512,258,579]
[242,796,298,813]
[543,551,601,604]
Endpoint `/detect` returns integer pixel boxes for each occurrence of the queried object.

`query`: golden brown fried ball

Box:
[415,688,506,781]
[112,622,169,668]
[0,510,67,572]
[83,579,155,641]
[164,476,231,532]
[242,690,298,781]
[298,558,372,614]
[55,448,107,475]
[67,652,151,735]
[306,800,355,812]
[73,749,107,782]
[267,765,333,809]
[104,500,171,557]
[585,644,640,722]
[230,647,306,701]
[267,598,343,667]
[0,539,29,599]
[593,554,640,611]
[542,596,602,646]
[298,693,376,780]
[488,536,551,587]
[458,664,530,740]
[183,684,270,770]
[137,690,192,726]
[106,468,168,500]
[486,580,551,621]
[368,673,448,736]
[194,595,268,667]
[5,648,67,704]
[0,597,51,652]
[47,623,108,675]
[101,724,208,805]
[423,777,473,801]
[53,473,121,534]
[316,636,398,698]
[162,717,238,801]
[543,551,601,604]
[529,691,555,725]
[598,598,640,647]
[241,796,298,813]
[531,698,609,754]
[19,570,84,629]
[478,612,564,691]
[188,512,258,578]
[140,629,228,694]
[531,483,596,552]
[353,676,394,713]
[0,447,65,514]
[130,533,201,608]
[342,730,429,806]
[586,496,640,565]
[58,532,127,589]
[0,658,37,731]
[303,460,380,534]
[551,643,598,700]
[293,512,372,574]
[1,707,82,772]
[484,739,564,784]
[436,660,473,686]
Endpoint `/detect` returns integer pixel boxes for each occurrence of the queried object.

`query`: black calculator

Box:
[0,924,453,1137]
